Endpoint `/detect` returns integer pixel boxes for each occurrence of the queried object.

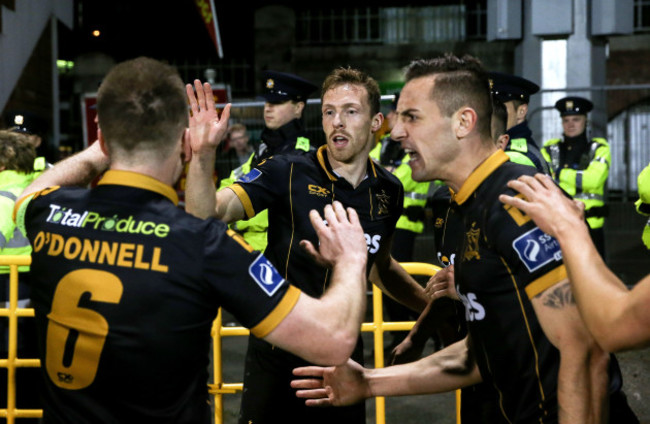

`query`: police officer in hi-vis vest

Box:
[219,71,318,251]
[542,96,611,259]
[489,72,550,174]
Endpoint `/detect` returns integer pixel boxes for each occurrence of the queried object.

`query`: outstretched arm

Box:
[291,336,481,406]
[499,173,650,352]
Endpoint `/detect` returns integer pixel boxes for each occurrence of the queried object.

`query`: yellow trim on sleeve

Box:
[250,285,301,338]
[230,184,255,219]
[525,265,568,299]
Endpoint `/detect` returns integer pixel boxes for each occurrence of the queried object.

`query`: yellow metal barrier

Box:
[0,257,459,423]
[210,262,462,424]
[0,256,42,424]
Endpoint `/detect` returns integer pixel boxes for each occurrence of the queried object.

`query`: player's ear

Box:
[517,103,528,118]
[371,112,384,132]
[455,107,478,138]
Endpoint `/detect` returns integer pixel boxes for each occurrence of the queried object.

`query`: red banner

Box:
[193,0,224,58]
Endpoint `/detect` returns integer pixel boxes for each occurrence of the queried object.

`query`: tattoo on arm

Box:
[538,282,576,309]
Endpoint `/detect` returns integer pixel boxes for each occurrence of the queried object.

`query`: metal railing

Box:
[0,256,41,423]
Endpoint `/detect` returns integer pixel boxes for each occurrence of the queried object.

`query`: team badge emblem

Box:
[462,222,481,261]
[376,190,390,215]
[249,253,285,296]
[238,168,262,183]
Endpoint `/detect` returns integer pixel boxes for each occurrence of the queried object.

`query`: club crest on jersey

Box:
[238,168,262,184]
[512,227,563,272]
[376,190,390,215]
[249,253,285,296]
[462,222,481,262]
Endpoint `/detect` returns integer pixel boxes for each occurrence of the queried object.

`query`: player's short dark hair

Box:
[0,130,36,174]
[404,53,492,138]
[321,67,381,116]
[97,57,188,155]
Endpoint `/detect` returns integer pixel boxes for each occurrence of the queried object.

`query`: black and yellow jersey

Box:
[230,144,404,298]
[14,170,299,424]
[453,150,566,423]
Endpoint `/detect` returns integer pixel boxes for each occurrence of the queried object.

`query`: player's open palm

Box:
[302,201,367,269]
[291,359,370,407]
[186,79,231,155]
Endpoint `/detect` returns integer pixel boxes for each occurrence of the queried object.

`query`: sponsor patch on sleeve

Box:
[512,227,563,273]
[237,168,262,184]
[248,253,286,296]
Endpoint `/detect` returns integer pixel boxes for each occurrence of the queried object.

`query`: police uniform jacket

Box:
[505,121,550,174]
[542,133,610,230]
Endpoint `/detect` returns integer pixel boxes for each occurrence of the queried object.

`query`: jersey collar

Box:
[97,170,179,205]
[316,145,378,183]
[453,150,509,206]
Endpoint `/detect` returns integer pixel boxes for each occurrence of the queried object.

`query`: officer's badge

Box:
[376,190,390,215]
[565,100,574,111]
[488,78,494,90]
[434,217,445,229]
[266,79,275,89]
[462,222,481,262]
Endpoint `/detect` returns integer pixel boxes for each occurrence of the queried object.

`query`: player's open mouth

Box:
[405,148,420,164]
[332,135,349,146]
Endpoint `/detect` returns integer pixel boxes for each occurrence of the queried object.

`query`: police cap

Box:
[260,70,318,103]
[488,71,540,104]
[4,111,44,136]
[554,96,593,117]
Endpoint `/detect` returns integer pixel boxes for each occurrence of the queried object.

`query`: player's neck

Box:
[445,138,498,193]
[327,155,368,188]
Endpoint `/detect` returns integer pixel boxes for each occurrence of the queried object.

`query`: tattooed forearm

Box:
[539,282,576,309]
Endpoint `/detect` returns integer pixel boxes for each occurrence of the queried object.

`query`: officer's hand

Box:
[291,359,370,407]
[186,80,231,155]
[424,266,458,301]
[301,201,367,269]
[499,173,585,238]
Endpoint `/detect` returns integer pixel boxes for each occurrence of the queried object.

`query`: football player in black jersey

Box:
[501,173,650,352]
[185,68,429,424]
[13,57,371,424]
[291,54,619,424]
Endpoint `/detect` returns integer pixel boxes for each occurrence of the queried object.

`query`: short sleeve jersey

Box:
[452,150,567,423]
[229,145,404,297]
[14,170,300,424]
